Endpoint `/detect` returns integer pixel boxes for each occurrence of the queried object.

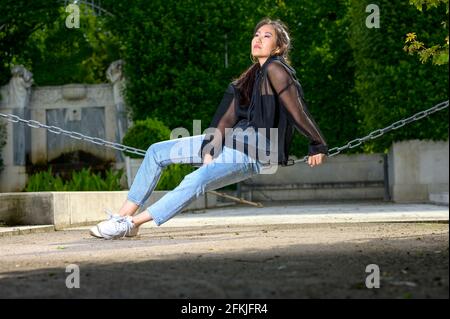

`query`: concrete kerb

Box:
[0,190,448,238]
[0,225,55,237]
[0,190,231,230]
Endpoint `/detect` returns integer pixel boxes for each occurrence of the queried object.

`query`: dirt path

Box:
[0,222,448,298]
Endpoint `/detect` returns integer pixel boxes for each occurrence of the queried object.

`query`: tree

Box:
[0,0,59,84]
[403,0,449,65]
[0,0,121,85]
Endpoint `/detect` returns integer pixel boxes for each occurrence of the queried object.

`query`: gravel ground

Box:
[0,222,448,299]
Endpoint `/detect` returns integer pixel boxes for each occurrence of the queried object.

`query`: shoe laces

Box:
[115,217,134,238]
[103,208,134,238]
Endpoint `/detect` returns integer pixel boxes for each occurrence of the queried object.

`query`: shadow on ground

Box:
[0,223,448,299]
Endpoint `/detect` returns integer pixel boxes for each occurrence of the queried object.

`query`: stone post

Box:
[106,59,130,163]
[0,65,33,191]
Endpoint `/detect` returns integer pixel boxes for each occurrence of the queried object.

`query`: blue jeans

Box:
[127,134,272,226]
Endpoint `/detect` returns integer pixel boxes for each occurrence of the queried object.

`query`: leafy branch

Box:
[403,0,449,65]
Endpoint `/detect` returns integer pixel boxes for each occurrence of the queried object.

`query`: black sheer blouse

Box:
[199,55,329,166]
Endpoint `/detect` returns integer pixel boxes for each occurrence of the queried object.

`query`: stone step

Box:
[0,225,55,237]
[239,183,386,202]
[429,192,449,206]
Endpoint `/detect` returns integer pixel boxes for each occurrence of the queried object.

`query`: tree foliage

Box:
[348,0,448,153]
[0,0,447,163]
[403,0,449,65]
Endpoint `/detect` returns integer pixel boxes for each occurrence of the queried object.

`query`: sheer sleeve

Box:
[199,83,238,160]
[267,61,329,156]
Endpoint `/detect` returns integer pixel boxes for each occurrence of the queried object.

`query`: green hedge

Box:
[348,0,449,153]
[286,0,360,156]
[100,0,360,157]
[24,167,124,192]
[103,0,447,157]
[2,0,447,161]
[24,163,195,192]
[102,0,261,131]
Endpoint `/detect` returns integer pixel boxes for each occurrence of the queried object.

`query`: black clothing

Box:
[199,55,329,166]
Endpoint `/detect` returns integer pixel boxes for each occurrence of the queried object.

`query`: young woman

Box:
[90,18,329,239]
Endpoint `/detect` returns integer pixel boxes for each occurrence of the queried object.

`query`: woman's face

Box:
[251,24,278,59]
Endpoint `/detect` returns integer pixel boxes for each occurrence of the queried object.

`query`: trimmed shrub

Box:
[122,117,172,158]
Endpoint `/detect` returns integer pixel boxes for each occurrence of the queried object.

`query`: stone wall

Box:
[0,62,129,192]
[388,139,449,203]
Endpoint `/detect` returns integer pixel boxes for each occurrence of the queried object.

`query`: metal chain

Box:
[0,100,448,163]
[292,100,449,164]
[0,112,146,157]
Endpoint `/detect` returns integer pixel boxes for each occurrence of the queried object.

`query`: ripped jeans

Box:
[127,133,275,226]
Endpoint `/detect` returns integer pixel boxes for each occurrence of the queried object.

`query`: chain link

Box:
[0,100,448,164]
[0,111,147,157]
[292,100,449,164]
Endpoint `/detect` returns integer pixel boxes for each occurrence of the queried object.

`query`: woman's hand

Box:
[307,153,326,168]
[202,154,214,166]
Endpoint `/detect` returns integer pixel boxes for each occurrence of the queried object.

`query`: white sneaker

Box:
[89,209,139,239]
[93,215,136,240]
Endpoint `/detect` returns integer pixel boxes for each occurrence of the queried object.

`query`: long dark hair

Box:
[233,18,292,106]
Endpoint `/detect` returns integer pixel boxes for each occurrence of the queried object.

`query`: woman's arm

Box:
[199,84,238,161]
[267,61,329,157]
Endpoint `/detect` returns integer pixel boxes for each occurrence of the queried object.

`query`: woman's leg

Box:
[132,145,262,227]
[118,134,206,217]
[117,200,140,217]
